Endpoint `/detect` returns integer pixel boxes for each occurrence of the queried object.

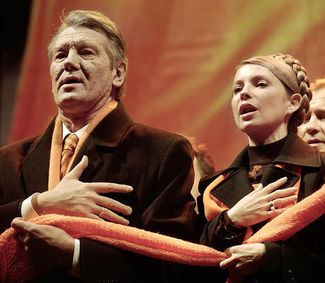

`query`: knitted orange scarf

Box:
[0,186,324,282]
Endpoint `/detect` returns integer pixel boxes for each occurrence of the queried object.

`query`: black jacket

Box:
[199,133,325,283]
[1,103,218,283]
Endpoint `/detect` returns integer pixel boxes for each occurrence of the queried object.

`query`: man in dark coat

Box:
[0,10,206,283]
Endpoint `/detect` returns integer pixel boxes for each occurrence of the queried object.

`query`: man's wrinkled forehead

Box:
[310,88,325,110]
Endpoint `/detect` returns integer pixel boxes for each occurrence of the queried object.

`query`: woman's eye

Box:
[257,81,268,87]
[233,86,242,94]
[318,113,325,121]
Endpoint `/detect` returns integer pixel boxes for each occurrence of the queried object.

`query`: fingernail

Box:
[127,207,132,215]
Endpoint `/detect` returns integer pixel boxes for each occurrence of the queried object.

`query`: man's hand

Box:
[37,156,133,225]
[11,218,74,270]
[227,177,297,228]
[220,243,266,280]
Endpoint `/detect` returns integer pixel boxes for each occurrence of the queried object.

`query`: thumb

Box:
[65,155,89,180]
[11,218,30,232]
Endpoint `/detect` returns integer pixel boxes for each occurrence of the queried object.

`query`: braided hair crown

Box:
[273,53,312,132]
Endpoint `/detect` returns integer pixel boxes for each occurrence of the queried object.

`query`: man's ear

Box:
[288,93,302,113]
[112,62,127,88]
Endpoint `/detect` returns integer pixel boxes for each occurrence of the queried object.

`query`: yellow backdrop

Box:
[8,0,325,169]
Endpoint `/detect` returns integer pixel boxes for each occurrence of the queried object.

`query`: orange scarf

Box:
[1,186,324,282]
[48,99,118,189]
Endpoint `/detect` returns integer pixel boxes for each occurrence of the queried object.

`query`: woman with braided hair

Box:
[199,54,325,282]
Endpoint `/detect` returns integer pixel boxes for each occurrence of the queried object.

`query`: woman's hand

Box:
[227,177,297,227]
[220,243,266,279]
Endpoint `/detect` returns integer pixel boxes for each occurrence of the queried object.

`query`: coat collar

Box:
[70,102,133,179]
[82,102,133,148]
[229,132,322,170]
[205,133,321,208]
[22,102,133,193]
[201,133,320,187]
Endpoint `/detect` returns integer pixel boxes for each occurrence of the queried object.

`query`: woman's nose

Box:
[239,85,251,100]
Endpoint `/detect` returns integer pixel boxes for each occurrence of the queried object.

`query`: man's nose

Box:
[63,50,80,71]
[306,114,320,133]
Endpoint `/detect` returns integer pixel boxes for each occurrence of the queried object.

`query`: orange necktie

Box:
[60,134,79,179]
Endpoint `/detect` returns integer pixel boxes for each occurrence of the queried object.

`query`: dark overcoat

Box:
[0,103,215,283]
[199,134,325,283]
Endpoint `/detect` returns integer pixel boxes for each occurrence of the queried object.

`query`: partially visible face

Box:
[50,26,123,118]
[231,64,293,145]
[298,88,325,151]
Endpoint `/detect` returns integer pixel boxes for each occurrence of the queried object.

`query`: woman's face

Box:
[231,64,292,145]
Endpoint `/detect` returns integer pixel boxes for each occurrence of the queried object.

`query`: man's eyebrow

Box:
[55,40,99,50]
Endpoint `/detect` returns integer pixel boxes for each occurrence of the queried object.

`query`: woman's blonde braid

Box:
[275,54,312,132]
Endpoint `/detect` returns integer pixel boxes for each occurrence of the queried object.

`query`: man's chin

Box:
[58,95,83,107]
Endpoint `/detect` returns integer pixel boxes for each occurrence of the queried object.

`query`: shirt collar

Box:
[62,123,88,141]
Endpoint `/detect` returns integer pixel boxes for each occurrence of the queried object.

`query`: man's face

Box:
[298,88,325,151]
[50,26,124,118]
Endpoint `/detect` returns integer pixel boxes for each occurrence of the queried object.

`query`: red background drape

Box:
[7,0,325,169]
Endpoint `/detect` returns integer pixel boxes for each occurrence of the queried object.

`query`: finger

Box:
[84,212,105,222]
[66,155,89,180]
[267,207,288,217]
[263,177,288,193]
[255,183,264,191]
[11,219,33,249]
[99,207,130,225]
[16,231,30,246]
[271,195,297,209]
[268,187,297,200]
[91,183,133,194]
[11,218,31,232]
[11,219,46,239]
[220,255,237,270]
[97,196,132,215]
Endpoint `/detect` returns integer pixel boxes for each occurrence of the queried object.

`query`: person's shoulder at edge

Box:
[0,136,39,156]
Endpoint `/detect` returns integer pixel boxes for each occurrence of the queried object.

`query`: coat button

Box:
[287,269,295,281]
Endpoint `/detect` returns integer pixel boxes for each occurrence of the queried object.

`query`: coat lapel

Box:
[209,133,317,208]
[22,119,55,195]
[274,133,322,167]
[70,102,133,182]
[260,165,299,190]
